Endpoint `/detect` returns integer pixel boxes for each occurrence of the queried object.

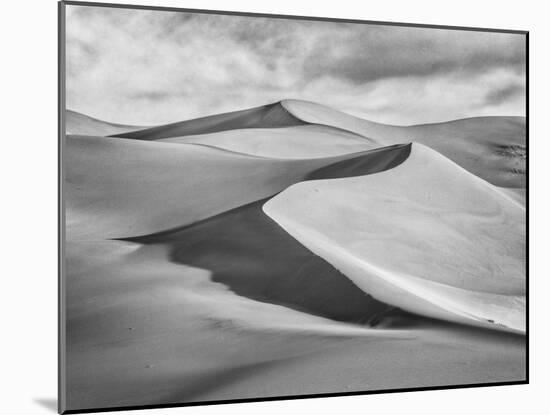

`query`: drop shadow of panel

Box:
[34,398,57,412]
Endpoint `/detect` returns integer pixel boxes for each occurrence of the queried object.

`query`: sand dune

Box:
[159,125,378,159]
[110,143,414,327]
[66,109,146,136]
[112,102,305,140]
[66,135,409,239]
[264,143,525,333]
[281,100,525,187]
[500,187,526,206]
[63,101,526,411]
[101,100,524,187]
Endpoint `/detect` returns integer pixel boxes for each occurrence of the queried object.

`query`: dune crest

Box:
[111,102,306,140]
[263,143,525,333]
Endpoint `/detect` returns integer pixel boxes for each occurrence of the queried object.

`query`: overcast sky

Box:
[65,4,526,126]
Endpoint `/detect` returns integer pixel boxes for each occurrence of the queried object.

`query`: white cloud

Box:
[65,4,526,126]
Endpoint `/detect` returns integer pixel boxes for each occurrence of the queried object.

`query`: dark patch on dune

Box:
[509,167,526,175]
[306,144,411,180]
[491,143,526,180]
[493,144,526,160]
[111,102,306,140]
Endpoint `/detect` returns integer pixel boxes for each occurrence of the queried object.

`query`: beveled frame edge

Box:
[61,0,528,34]
[59,1,67,413]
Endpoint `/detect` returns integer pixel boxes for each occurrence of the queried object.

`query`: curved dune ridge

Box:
[66,109,146,136]
[263,143,525,333]
[65,134,409,240]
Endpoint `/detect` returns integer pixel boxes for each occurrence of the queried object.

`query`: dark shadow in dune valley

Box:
[122,144,413,325]
[123,198,391,324]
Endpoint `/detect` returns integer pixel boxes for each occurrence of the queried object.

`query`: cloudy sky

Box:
[65,4,526,126]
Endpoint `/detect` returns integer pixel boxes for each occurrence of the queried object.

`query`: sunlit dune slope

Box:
[66,109,146,136]
[263,143,526,333]
[500,188,526,206]
[159,124,378,158]
[65,134,410,240]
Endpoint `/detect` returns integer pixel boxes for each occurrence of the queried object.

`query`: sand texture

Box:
[64,100,526,411]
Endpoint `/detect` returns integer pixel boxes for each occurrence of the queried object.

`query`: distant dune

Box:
[112,102,306,140]
[66,109,146,135]
[264,143,525,333]
[159,124,379,159]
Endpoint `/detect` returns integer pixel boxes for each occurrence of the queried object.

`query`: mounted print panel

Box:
[59,1,527,413]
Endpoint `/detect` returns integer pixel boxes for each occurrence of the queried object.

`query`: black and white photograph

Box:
[59,1,527,413]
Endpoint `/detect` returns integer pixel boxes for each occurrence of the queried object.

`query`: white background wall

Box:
[0,0,545,414]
